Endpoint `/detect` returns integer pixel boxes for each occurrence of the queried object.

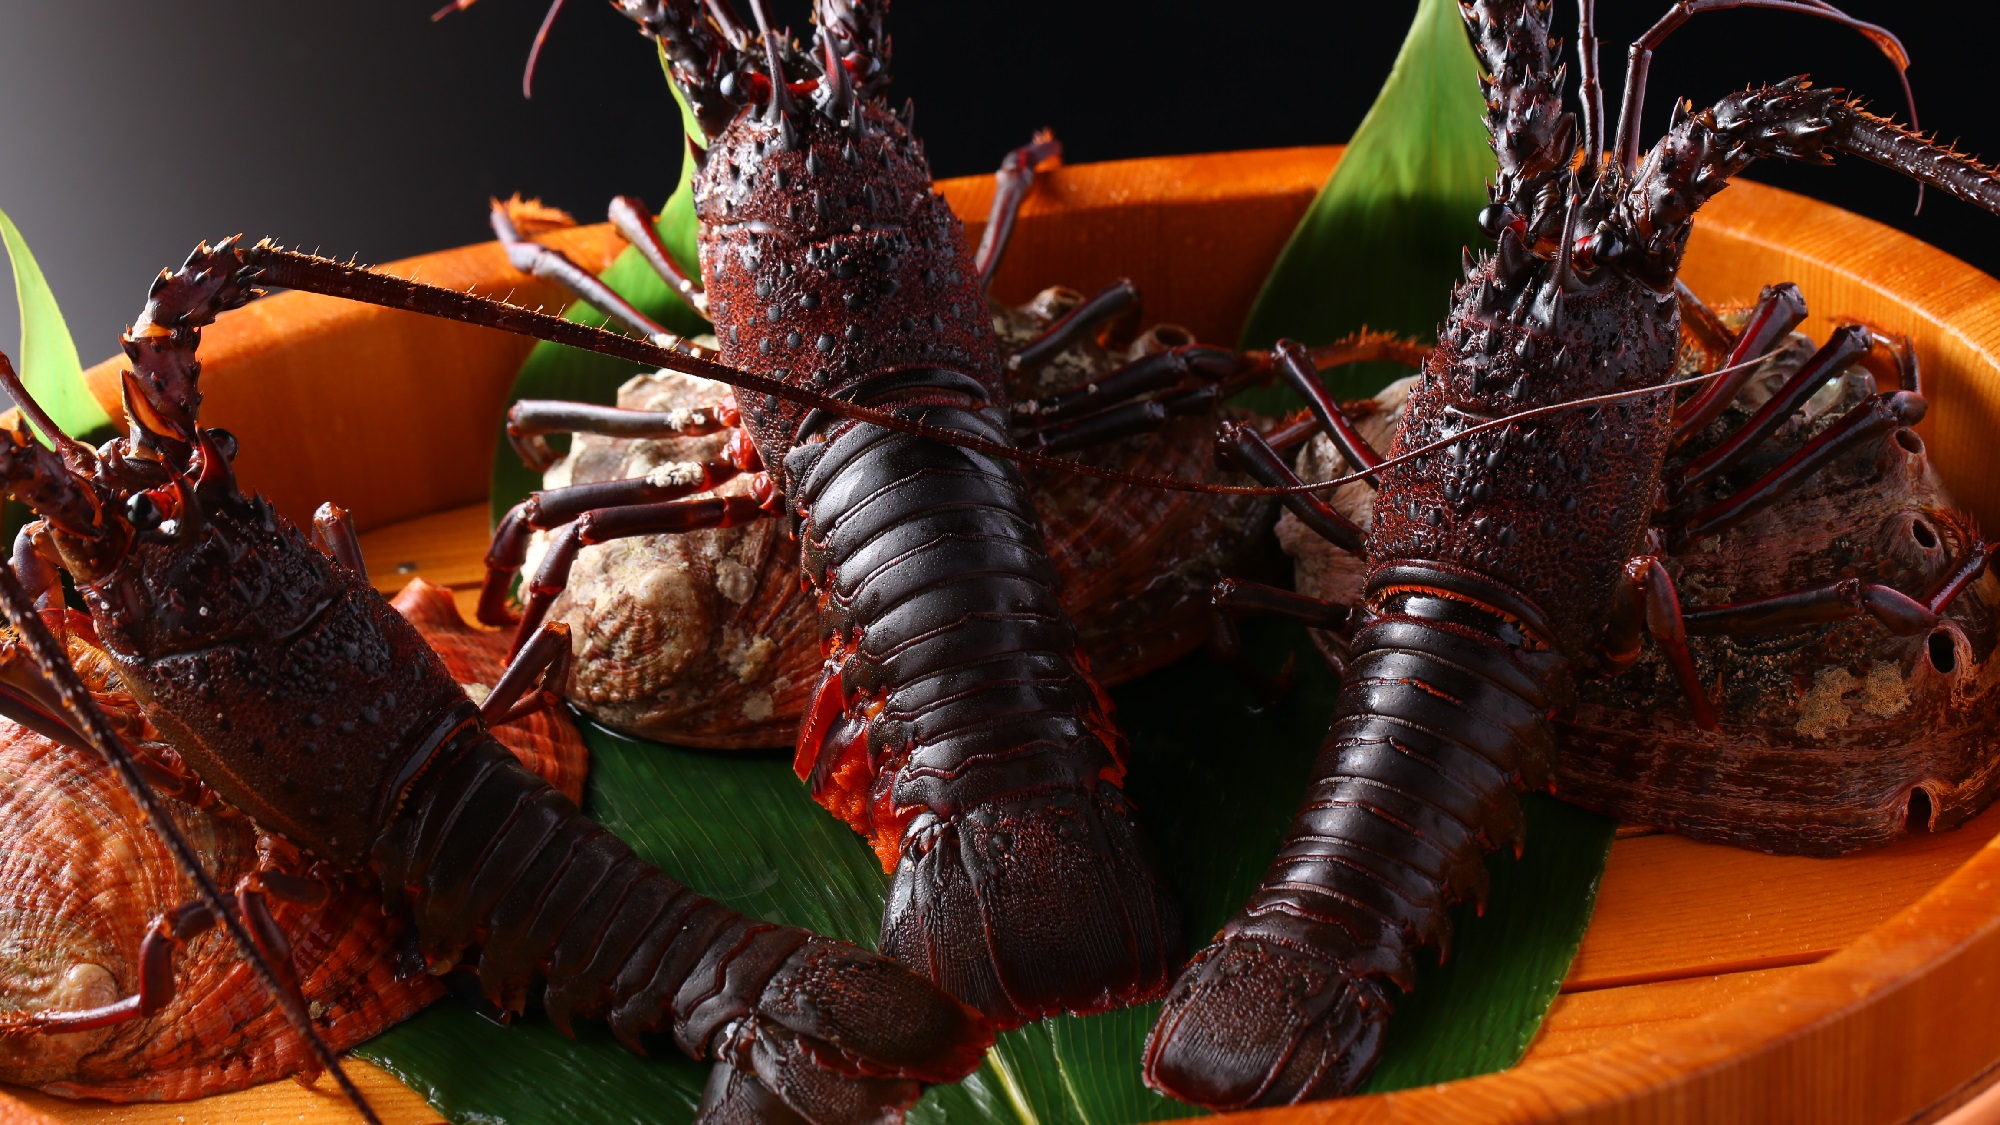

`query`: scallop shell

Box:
[0,579,586,1099]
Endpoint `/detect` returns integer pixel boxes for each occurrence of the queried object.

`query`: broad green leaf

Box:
[1236,0,1491,410]
[0,207,111,443]
[489,58,712,525]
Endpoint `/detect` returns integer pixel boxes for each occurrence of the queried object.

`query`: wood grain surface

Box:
[13,144,2000,1124]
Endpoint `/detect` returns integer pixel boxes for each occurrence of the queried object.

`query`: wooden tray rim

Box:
[16,144,2000,1125]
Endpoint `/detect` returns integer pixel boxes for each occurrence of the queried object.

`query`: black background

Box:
[0,0,1990,357]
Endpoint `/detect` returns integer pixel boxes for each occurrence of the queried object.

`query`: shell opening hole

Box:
[1031,286,1086,320]
[1911,519,1939,549]
[1906,786,1935,833]
[1150,324,1193,348]
[1928,628,1959,675]
[1895,428,1925,456]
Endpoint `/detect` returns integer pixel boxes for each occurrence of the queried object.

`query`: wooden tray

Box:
[7,146,2000,1125]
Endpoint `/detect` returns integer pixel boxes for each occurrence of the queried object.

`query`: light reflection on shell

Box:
[534,287,1275,748]
[0,579,586,1100]
[1282,321,2000,856]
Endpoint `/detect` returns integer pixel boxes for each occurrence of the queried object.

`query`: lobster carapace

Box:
[1139,0,2000,1108]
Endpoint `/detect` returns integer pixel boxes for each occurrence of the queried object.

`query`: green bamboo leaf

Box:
[1236,0,1491,410]
[1359,796,1614,1092]
[0,207,111,442]
[489,55,712,525]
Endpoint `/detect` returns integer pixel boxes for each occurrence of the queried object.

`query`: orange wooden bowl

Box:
[7,147,2000,1125]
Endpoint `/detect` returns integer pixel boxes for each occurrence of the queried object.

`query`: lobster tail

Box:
[787,400,1180,1028]
[1146,581,1563,1107]
[374,732,991,1124]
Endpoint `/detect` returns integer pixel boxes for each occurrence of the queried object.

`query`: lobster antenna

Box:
[704,0,751,50]
[239,242,1773,499]
[0,564,386,1125]
[1340,354,1778,491]
[521,0,570,99]
[1576,0,1604,171]
[1612,0,1916,175]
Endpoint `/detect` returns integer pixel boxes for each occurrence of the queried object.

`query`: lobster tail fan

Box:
[1143,937,1391,1110]
[880,783,1179,1029]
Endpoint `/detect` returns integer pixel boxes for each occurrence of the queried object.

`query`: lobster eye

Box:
[126,492,162,531]
[203,427,239,463]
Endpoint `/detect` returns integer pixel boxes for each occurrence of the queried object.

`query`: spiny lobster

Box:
[1286,320,2000,859]
[441,0,1221,1030]
[1139,0,2000,1107]
[0,246,993,1124]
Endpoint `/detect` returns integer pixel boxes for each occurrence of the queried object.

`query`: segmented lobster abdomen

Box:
[1145,582,1562,1107]
[370,726,988,1119]
[787,397,1179,1028]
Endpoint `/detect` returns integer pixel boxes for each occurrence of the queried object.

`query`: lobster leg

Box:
[1005,279,1141,376]
[480,622,574,726]
[1680,389,1927,541]
[1681,539,1993,636]
[1606,554,1719,729]
[1671,282,1808,444]
[1674,279,1736,365]
[1022,385,1221,454]
[1271,339,1385,483]
[513,495,775,649]
[1212,577,1354,635]
[1009,344,1238,433]
[973,131,1063,286]
[505,398,737,472]
[0,902,217,1036]
[608,194,707,316]
[481,457,749,626]
[1208,577,1355,696]
[1218,420,1365,554]
[1677,325,1873,492]
[490,200,711,357]
[10,521,64,610]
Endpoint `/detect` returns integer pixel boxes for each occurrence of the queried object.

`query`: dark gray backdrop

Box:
[0,1,1992,360]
